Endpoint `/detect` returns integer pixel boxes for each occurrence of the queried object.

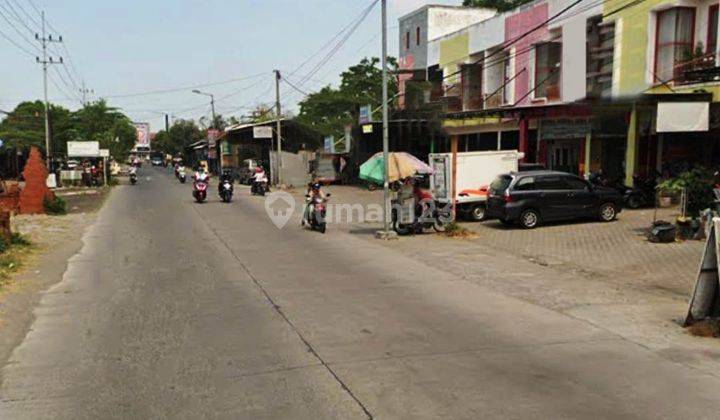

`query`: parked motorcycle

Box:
[624,175,657,209]
[391,198,452,235]
[303,194,331,234]
[219,179,234,203]
[251,180,268,196]
[193,179,208,203]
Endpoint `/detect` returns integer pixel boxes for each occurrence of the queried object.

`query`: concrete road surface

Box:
[2,167,720,419]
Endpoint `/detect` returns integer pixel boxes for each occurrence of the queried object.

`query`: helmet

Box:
[311,182,321,191]
[255,167,263,173]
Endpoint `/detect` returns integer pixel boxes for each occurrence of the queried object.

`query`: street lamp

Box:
[191,89,216,128]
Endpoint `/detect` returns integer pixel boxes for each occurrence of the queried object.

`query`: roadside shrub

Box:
[657,167,714,217]
[10,233,30,247]
[44,196,67,215]
[443,221,474,238]
[0,237,8,253]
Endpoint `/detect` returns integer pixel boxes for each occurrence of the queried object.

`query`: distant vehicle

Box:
[65,160,79,170]
[150,156,164,166]
[429,150,524,222]
[486,170,623,229]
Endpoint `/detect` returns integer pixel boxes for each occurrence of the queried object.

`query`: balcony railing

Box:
[674,52,720,85]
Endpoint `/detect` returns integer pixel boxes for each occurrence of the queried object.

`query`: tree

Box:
[72,100,136,159]
[297,57,398,139]
[0,101,75,160]
[462,0,533,12]
[152,119,204,158]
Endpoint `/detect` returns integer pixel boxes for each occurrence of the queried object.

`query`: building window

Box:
[654,7,695,83]
[708,5,718,55]
[416,27,421,46]
[405,31,410,50]
[535,42,562,100]
[587,16,615,98]
[502,51,512,104]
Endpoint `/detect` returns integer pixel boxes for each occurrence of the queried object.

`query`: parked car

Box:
[486,170,623,229]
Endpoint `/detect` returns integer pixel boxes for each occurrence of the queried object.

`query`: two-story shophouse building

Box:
[399,0,720,185]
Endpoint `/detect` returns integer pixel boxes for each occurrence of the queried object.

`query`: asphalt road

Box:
[2,167,720,419]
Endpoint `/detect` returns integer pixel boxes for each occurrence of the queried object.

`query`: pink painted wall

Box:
[505,3,549,106]
[398,55,415,109]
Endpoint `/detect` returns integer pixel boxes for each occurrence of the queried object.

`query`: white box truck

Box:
[429,150,524,221]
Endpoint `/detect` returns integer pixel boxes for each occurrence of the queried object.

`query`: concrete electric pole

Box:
[35,11,63,170]
[79,80,94,106]
[274,70,283,186]
[377,0,395,239]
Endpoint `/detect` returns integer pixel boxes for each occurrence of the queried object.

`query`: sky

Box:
[0,0,459,131]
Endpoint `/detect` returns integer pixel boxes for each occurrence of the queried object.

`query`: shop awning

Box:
[657,102,709,133]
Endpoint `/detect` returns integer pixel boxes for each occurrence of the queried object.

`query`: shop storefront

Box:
[538,118,591,175]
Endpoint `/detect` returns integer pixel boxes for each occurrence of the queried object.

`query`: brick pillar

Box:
[19,147,52,215]
[519,117,529,163]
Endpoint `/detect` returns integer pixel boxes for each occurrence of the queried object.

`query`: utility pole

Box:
[35,11,63,170]
[377,0,395,239]
[79,80,94,106]
[165,114,170,132]
[275,70,283,186]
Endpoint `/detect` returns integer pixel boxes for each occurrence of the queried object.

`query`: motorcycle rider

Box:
[194,166,209,183]
[302,181,327,226]
[218,169,234,195]
[251,166,268,194]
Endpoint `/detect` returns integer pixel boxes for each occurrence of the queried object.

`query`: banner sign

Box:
[207,129,221,147]
[359,105,373,125]
[253,126,273,139]
[99,149,110,158]
[362,124,373,134]
[324,136,335,153]
[133,122,150,147]
[67,141,100,157]
[657,102,709,133]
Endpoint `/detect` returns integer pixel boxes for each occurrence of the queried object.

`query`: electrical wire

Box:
[101,72,270,99]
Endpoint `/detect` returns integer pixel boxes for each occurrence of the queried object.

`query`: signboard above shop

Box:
[540,119,591,140]
[67,141,100,157]
[253,126,273,139]
[657,102,709,133]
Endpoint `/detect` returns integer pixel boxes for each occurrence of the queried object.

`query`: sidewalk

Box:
[311,185,701,297]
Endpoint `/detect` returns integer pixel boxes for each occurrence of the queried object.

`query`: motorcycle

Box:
[251,179,269,196]
[219,179,234,203]
[391,198,452,235]
[624,175,657,209]
[178,167,187,184]
[130,172,138,185]
[193,178,208,203]
[303,194,331,234]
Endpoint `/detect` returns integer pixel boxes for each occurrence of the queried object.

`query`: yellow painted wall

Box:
[648,83,720,101]
[439,33,469,85]
[603,0,666,96]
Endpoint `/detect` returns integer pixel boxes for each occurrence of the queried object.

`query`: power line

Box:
[0,6,41,53]
[0,25,34,55]
[101,72,269,99]
[282,77,310,97]
[296,0,379,87]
